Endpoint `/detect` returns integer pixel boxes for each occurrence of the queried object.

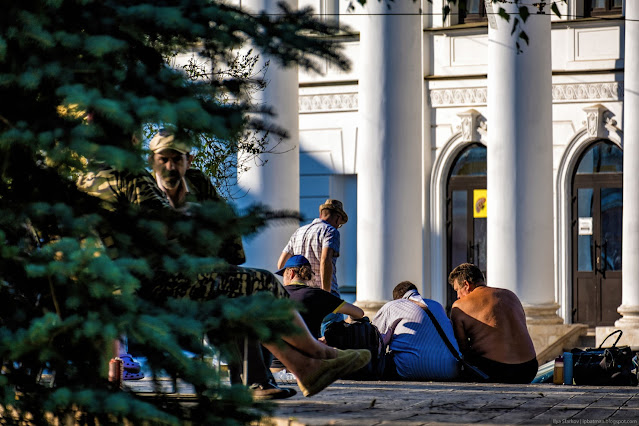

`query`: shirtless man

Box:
[448,263,537,384]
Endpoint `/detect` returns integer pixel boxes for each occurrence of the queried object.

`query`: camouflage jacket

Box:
[153,168,246,266]
[77,167,170,212]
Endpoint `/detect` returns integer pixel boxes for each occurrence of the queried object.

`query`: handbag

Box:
[571,330,638,386]
[323,317,386,380]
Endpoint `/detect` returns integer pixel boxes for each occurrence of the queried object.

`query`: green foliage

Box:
[0,0,347,424]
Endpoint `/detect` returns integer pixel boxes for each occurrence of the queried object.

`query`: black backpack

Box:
[323,317,386,380]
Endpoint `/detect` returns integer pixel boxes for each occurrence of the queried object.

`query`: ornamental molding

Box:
[582,104,622,144]
[456,109,487,143]
[430,87,487,107]
[298,82,623,112]
[553,82,623,103]
[299,92,358,113]
[429,82,623,107]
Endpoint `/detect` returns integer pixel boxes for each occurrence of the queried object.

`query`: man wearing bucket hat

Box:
[277,199,348,335]
[147,129,194,209]
[148,129,245,265]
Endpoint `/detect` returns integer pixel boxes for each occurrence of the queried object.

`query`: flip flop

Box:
[118,354,141,373]
[122,370,145,381]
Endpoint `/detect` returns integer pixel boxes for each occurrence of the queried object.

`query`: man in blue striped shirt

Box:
[372,282,460,381]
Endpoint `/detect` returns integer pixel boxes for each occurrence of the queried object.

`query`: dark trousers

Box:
[228,337,274,386]
[382,351,402,381]
[464,354,538,384]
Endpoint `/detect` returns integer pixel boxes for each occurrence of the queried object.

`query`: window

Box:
[459,0,487,24]
[575,140,623,174]
[585,0,622,17]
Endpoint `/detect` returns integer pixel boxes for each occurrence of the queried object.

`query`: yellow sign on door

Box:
[473,189,487,218]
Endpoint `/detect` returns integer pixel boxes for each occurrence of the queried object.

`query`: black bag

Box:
[323,317,386,380]
[572,330,638,386]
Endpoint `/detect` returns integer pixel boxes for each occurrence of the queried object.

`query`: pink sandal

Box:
[119,354,141,373]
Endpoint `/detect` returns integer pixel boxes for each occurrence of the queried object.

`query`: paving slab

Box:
[260,381,639,426]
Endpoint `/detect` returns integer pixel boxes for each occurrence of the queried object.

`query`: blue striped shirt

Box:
[372,299,460,380]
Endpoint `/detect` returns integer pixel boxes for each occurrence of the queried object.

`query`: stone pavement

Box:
[263,380,639,426]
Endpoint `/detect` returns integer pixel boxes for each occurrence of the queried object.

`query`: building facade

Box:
[237,0,639,350]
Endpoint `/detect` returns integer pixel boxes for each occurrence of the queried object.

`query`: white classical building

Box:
[237,0,638,353]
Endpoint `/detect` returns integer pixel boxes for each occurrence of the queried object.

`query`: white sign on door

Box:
[578,217,593,236]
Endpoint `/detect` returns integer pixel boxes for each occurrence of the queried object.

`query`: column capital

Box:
[522,302,563,325]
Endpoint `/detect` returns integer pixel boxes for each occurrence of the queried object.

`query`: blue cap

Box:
[275,255,311,276]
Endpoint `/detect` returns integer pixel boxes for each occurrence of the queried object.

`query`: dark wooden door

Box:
[572,175,622,326]
[445,144,487,315]
[446,176,487,314]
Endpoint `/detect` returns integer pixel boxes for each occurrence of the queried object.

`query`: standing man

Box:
[278,199,348,333]
[448,263,538,384]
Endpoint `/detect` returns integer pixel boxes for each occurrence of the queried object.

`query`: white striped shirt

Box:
[373,298,460,380]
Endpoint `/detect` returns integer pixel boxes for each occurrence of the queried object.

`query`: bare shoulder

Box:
[450,299,468,319]
[492,287,522,301]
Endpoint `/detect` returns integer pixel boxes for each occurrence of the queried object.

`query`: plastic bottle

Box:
[553,356,564,385]
[108,357,123,386]
[563,351,573,385]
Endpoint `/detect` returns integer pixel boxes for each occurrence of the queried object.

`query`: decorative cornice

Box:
[430,87,487,107]
[553,82,623,103]
[429,82,623,107]
[299,92,358,113]
[298,82,623,112]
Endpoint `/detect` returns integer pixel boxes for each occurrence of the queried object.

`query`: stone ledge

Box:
[528,323,589,364]
[596,326,639,348]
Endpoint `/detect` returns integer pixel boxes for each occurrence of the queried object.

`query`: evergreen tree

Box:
[0,1,347,424]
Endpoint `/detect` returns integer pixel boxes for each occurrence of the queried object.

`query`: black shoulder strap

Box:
[410,300,490,381]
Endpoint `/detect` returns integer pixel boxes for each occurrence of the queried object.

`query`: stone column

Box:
[487,5,561,325]
[236,0,299,271]
[356,1,423,314]
[599,1,639,347]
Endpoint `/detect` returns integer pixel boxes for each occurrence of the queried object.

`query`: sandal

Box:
[118,354,141,373]
[123,370,145,381]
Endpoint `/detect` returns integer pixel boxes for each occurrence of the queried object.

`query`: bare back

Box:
[451,286,536,364]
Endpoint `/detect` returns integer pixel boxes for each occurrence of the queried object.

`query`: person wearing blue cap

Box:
[276,255,365,339]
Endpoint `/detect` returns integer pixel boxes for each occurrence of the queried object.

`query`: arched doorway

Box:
[446,143,487,313]
[572,140,623,326]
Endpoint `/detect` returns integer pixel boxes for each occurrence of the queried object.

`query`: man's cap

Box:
[275,255,311,276]
[149,129,191,154]
[319,199,348,223]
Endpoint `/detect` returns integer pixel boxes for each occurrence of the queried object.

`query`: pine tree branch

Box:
[48,276,62,319]
[0,114,13,128]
